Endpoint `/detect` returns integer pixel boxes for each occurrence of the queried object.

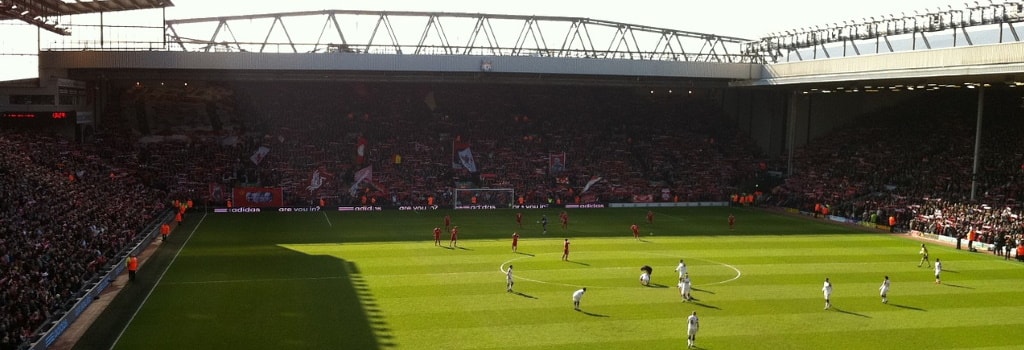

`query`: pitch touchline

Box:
[499,253,742,288]
[111,213,208,350]
[323,211,333,227]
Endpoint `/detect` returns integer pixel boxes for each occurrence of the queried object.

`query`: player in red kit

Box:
[631,223,640,240]
[433,227,442,246]
[728,214,735,230]
[646,210,654,224]
[443,214,452,232]
[562,239,570,261]
[450,226,459,247]
[559,211,569,230]
[512,232,520,253]
[515,212,523,228]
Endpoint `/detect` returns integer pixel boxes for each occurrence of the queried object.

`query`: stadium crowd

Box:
[0,132,168,350]
[766,91,1024,252]
[120,82,762,208]
[3,82,1023,349]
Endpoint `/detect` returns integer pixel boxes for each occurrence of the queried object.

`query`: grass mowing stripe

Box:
[699,306,1024,336]
[704,324,1023,350]
[160,275,349,285]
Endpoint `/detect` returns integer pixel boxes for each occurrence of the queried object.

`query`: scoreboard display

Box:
[0,111,76,128]
[2,111,74,120]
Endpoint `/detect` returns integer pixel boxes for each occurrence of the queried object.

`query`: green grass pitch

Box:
[109,207,1024,349]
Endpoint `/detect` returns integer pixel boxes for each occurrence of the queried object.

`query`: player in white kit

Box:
[506,265,514,292]
[639,271,651,286]
[572,287,586,311]
[686,311,699,349]
[675,259,687,278]
[678,274,692,302]
[822,277,832,310]
[879,275,890,304]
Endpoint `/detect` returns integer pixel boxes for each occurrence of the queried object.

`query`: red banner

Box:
[632,194,654,203]
[233,187,284,207]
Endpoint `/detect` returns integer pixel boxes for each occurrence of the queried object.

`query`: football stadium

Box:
[2,1,1024,350]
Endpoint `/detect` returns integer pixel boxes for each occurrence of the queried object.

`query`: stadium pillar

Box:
[784,90,803,177]
[969,87,984,201]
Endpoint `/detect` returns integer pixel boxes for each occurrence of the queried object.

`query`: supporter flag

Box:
[457,148,478,173]
[423,91,437,111]
[249,146,270,165]
[452,135,478,172]
[356,135,367,165]
[349,166,373,196]
[209,183,227,202]
[549,152,566,174]
[581,176,603,194]
[306,169,326,193]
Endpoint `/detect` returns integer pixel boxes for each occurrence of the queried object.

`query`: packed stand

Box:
[766,91,1024,258]
[0,131,168,350]
[123,82,766,208]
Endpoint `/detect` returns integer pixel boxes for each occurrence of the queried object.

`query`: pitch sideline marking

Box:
[110,213,207,350]
[323,211,333,227]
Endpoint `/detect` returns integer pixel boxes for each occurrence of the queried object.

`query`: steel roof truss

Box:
[414,14,452,55]
[465,17,500,56]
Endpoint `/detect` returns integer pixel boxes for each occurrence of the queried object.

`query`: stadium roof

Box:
[0,0,173,35]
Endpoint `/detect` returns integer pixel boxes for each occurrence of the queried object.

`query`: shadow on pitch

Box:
[691,301,719,310]
[943,283,972,289]
[645,283,669,289]
[565,260,590,266]
[580,310,610,317]
[456,246,473,251]
[439,246,454,250]
[889,303,925,311]
[512,291,537,299]
[515,252,535,256]
[833,307,871,318]
[692,287,714,295]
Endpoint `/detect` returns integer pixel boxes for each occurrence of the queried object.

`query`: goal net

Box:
[453,188,515,209]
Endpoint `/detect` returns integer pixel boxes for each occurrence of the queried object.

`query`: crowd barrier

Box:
[909,230,998,252]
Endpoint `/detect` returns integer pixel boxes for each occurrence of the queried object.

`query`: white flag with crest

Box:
[457,148,478,172]
[349,166,373,196]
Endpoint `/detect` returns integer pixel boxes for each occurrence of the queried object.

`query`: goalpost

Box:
[453,188,515,209]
